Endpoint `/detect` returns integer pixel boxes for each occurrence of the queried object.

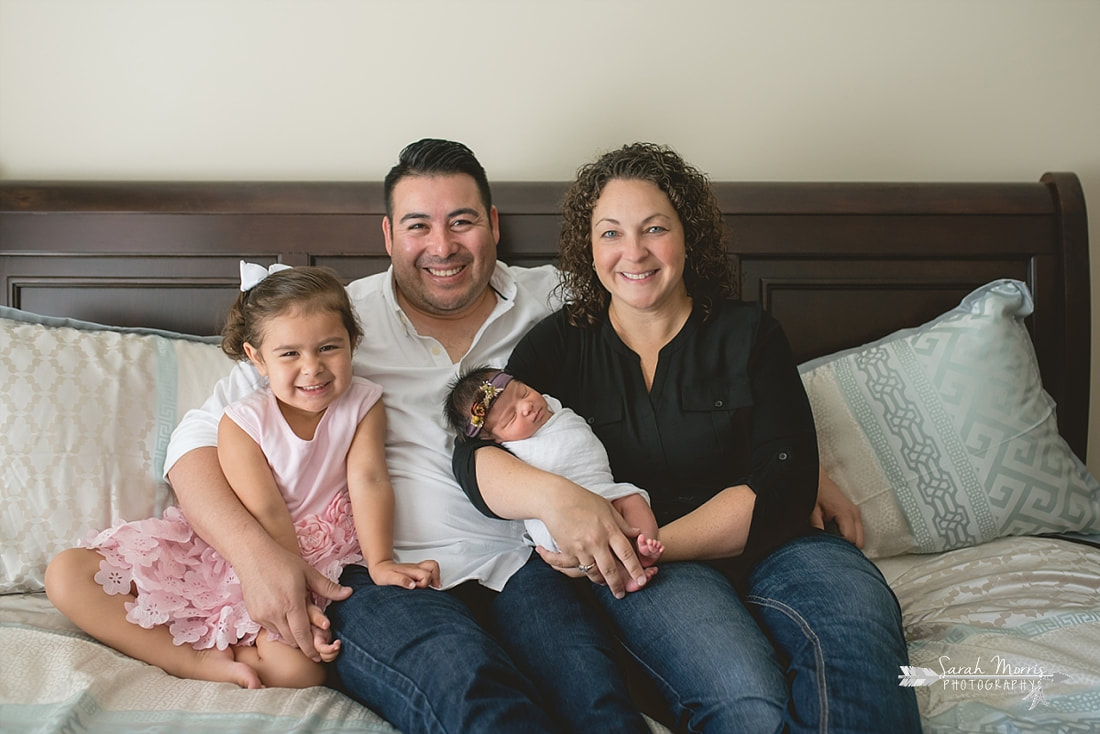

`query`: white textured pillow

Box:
[0,308,234,594]
[800,280,1100,559]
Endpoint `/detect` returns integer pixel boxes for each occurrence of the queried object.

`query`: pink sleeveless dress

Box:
[83,377,383,650]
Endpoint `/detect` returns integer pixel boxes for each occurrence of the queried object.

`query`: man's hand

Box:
[810,467,864,548]
[235,543,351,662]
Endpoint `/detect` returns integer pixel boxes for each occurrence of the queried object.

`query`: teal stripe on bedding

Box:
[151,336,178,497]
[922,700,1100,734]
[908,609,1100,648]
[0,699,397,733]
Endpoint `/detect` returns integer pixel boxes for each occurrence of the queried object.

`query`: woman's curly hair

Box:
[557,142,737,328]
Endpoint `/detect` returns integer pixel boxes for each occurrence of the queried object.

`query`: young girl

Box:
[45,263,440,689]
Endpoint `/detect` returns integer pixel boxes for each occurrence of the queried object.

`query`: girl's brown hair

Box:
[221,266,363,361]
[557,142,737,327]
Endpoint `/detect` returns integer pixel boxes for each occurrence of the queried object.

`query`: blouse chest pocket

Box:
[581,394,624,431]
[679,376,754,464]
[681,376,753,414]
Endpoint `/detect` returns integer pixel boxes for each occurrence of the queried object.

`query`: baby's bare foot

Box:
[636,533,664,566]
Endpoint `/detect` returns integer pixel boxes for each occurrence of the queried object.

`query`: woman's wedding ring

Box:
[577,562,595,573]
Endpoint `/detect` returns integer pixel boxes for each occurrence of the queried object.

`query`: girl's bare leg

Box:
[44,547,261,688]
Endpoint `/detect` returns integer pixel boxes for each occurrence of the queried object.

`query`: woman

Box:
[459,143,921,732]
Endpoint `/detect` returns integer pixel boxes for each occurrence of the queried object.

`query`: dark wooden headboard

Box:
[0,175,1090,460]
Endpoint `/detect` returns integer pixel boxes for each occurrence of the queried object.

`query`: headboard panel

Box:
[0,175,1089,459]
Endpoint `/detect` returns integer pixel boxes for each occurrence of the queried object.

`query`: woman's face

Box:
[590,178,688,315]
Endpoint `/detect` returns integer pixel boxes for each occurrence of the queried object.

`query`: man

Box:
[165,139,652,733]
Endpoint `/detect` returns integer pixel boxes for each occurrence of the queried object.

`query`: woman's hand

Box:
[810,467,864,548]
[536,543,660,594]
[538,487,648,598]
[474,447,647,598]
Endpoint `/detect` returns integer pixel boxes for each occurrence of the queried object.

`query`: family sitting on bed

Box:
[44,138,922,734]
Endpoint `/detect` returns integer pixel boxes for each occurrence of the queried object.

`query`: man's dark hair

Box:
[383,138,493,220]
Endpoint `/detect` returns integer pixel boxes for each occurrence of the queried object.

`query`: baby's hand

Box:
[369,559,442,590]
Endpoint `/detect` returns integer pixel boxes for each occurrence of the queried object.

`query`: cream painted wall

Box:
[2,0,1098,474]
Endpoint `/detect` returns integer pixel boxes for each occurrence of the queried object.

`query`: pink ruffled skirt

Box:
[82,492,362,650]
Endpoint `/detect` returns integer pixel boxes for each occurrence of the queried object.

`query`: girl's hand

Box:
[306,602,341,662]
[368,559,442,590]
[311,623,341,663]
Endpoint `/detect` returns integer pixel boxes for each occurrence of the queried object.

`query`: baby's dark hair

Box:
[221,266,363,361]
[444,365,502,441]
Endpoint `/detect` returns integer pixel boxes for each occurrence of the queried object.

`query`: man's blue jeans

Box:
[328,558,650,734]
[595,532,923,733]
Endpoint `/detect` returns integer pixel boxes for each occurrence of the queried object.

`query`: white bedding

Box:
[876,536,1100,732]
[0,596,396,733]
[3,536,1097,733]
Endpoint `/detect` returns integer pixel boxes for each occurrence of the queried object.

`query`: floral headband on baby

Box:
[465,370,514,438]
[239,260,292,292]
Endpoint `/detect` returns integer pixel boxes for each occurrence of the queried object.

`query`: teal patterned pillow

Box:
[799,279,1100,559]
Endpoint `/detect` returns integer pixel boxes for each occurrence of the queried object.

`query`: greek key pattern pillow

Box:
[800,279,1100,558]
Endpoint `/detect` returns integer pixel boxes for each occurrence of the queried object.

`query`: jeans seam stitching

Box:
[611,636,696,730]
[335,636,448,733]
[745,594,829,734]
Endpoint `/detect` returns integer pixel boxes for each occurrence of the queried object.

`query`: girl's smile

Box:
[243,307,354,435]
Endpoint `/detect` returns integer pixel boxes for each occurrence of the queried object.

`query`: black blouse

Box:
[454,299,820,579]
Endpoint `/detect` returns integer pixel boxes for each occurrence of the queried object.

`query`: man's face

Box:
[383,174,499,318]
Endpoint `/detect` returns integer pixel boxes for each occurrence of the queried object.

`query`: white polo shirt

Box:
[164,261,562,590]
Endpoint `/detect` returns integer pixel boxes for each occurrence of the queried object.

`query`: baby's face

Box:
[483,380,552,442]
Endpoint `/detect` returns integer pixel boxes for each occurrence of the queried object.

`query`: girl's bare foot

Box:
[190,646,263,689]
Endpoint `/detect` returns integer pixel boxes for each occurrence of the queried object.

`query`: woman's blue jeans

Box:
[595,532,923,733]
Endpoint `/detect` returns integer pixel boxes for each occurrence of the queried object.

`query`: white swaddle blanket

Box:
[503,395,648,550]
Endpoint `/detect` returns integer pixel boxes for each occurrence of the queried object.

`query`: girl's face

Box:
[590,178,689,316]
[243,307,354,422]
[483,380,552,443]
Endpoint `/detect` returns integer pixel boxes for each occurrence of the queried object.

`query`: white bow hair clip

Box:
[239,260,293,292]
